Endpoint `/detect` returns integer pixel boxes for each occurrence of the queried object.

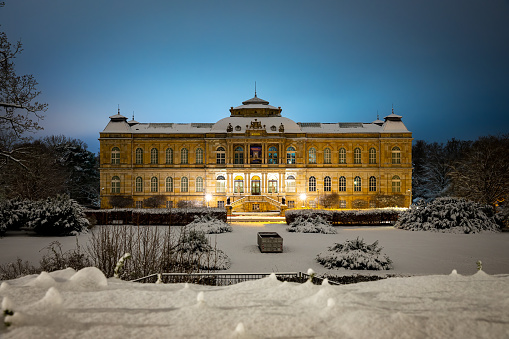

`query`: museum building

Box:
[99,94,412,212]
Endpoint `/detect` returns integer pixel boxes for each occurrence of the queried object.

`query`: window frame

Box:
[369,176,377,192]
[392,146,401,164]
[165,148,173,164]
[286,147,296,164]
[196,148,204,164]
[196,176,204,192]
[166,177,173,193]
[309,176,316,192]
[324,176,331,192]
[324,148,331,164]
[181,176,188,193]
[111,176,120,193]
[150,177,158,192]
[135,176,143,192]
[111,147,120,164]
[135,148,143,164]
[354,148,362,164]
[216,175,226,193]
[150,148,158,164]
[216,147,226,164]
[308,147,317,164]
[234,146,244,164]
[181,148,188,164]
[339,176,346,192]
[339,148,346,164]
[354,176,362,192]
[369,148,376,164]
[392,175,401,193]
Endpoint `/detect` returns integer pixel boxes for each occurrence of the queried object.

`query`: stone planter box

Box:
[257,232,283,253]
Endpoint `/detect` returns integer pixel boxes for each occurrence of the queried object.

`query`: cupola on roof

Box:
[230,92,282,117]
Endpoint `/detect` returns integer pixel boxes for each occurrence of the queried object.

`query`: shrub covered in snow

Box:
[187,215,232,234]
[395,197,500,233]
[285,209,333,224]
[285,208,402,226]
[0,198,34,234]
[286,215,337,234]
[176,230,231,270]
[317,237,393,270]
[28,195,89,236]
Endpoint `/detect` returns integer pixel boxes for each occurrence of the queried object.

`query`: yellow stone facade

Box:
[99,95,412,212]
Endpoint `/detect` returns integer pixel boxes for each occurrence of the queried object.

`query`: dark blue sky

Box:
[2,0,508,153]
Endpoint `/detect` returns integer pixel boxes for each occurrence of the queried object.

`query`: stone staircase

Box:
[229,195,282,213]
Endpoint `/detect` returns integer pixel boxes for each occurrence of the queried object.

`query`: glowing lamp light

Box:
[300,193,306,201]
[205,194,212,202]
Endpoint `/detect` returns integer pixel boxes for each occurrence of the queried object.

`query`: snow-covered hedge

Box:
[0,196,89,236]
[286,215,337,234]
[395,197,500,233]
[316,237,393,270]
[285,208,401,225]
[86,208,227,226]
[28,195,90,236]
[187,215,233,234]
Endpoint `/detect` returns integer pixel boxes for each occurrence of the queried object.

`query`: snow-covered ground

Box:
[1,223,509,338]
[1,222,508,276]
[1,267,508,338]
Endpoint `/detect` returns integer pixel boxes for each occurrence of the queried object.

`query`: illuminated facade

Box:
[99,94,412,212]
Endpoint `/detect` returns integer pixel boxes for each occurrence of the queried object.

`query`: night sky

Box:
[2,0,508,153]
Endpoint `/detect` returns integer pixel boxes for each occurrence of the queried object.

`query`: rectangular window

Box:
[268,180,278,193]
[288,201,295,208]
[286,180,296,193]
[217,201,225,208]
[339,200,346,208]
[216,181,226,193]
[135,201,143,208]
[309,201,316,208]
[370,200,377,208]
[166,201,173,209]
[234,181,244,193]
[252,203,260,211]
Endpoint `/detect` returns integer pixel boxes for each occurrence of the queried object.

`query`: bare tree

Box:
[450,135,509,207]
[0,12,48,168]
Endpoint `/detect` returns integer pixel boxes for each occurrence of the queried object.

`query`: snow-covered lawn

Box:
[1,223,509,338]
[1,267,508,338]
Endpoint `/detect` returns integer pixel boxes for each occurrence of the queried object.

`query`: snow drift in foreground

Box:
[1,268,508,338]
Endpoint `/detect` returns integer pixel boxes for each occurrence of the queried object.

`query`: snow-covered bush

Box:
[286,215,337,234]
[0,198,34,234]
[176,230,231,270]
[317,237,393,270]
[285,209,333,224]
[28,195,89,236]
[187,215,232,234]
[395,197,500,233]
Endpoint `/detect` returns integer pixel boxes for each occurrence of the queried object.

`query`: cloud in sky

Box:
[1,0,508,153]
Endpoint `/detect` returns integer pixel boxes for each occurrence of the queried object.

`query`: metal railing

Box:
[130,271,340,286]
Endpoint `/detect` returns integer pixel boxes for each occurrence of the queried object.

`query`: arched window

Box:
[234,175,244,193]
[111,176,120,193]
[392,146,401,164]
[135,177,143,192]
[135,148,143,164]
[216,175,226,193]
[268,178,278,193]
[339,148,346,164]
[324,176,331,192]
[309,176,316,192]
[111,147,120,164]
[181,148,188,164]
[354,148,362,164]
[324,148,331,164]
[181,176,188,193]
[166,148,173,164]
[287,147,296,164]
[151,177,158,192]
[339,176,346,192]
[392,175,401,193]
[216,147,226,164]
[234,146,244,164]
[196,148,204,164]
[369,148,376,164]
[286,175,296,193]
[369,176,377,192]
[268,146,278,164]
[309,147,317,164]
[354,176,362,192]
[196,177,203,192]
[166,177,173,192]
[150,148,158,164]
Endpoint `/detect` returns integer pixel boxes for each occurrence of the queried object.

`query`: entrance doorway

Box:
[251,175,261,195]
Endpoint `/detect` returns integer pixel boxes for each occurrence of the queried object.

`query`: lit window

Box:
[268,179,278,193]
[354,176,362,192]
[135,177,143,192]
[309,176,316,192]
[181,148,188,164]
[216,175,226,193]
[181,176,188,192]
[339,176,346,192]
[217,201,225,208]
[339,148,346,164]
[324,148,331,164]
[151,177,158,192]
[216,147,226,164]
[392,175,401,193]
[135,148,143,164]
[111,147,120,164]
[287,147,296,164]
[196,177,203,192]
[354,148,361,164]
[286,175,296,193]
[369,148,376,164]
[166,148,173,164]
[268,146,278,164]
[392,147,401,164]
[324,176,331,192]
[309,147,317,164]
[234,175,244,193]
[339,200,346,208]
[234,146,244,164]
[111,176,120,193]
[166,177,173,192]
[369,176,377,192]
[196,148,204,164]
[150,148,158,164]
